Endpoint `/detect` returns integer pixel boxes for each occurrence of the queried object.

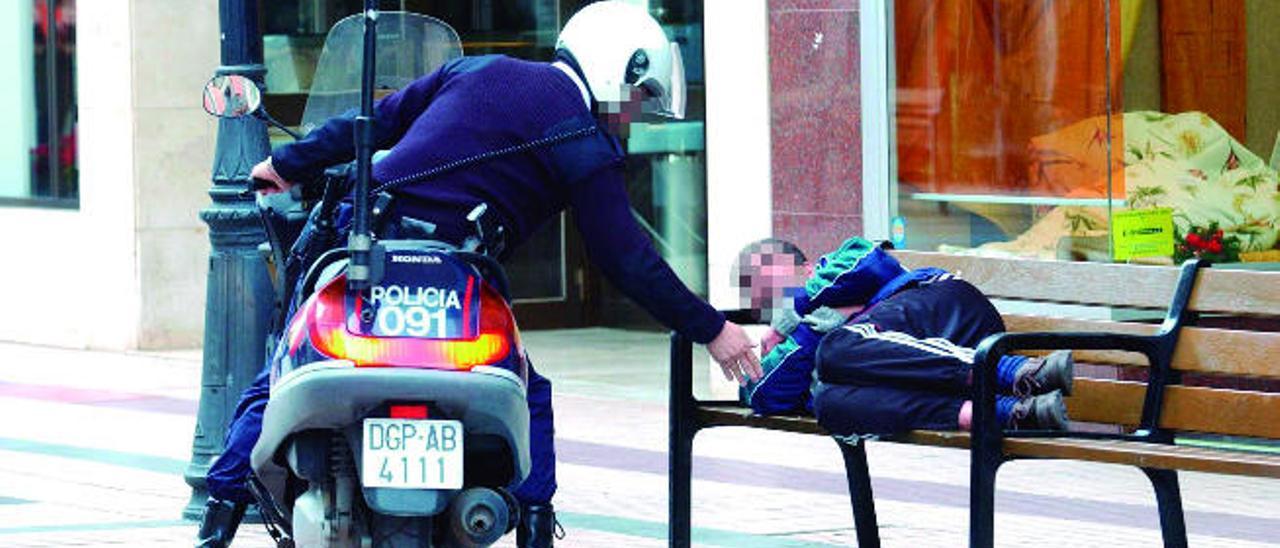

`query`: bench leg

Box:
[1142,468,1189,548]
[836,438,882,548]
[668,332,697,548]
[969,446,1001,548]
[669,422,696,548]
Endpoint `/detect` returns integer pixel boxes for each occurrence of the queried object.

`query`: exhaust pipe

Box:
[445,487,518,547]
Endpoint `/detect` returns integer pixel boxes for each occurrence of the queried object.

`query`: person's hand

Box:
[706,321,763,386]
[760,327,786,356]
[250,158,293,195]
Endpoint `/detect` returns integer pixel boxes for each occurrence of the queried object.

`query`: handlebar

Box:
[251,177,278,192]
[238,176,281,199]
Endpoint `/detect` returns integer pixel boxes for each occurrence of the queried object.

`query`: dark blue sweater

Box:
[272,55,725,344]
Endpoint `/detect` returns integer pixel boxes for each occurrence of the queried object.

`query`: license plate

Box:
[361,419,464,489]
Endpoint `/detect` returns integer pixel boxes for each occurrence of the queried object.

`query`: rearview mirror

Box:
[203,75,263,118]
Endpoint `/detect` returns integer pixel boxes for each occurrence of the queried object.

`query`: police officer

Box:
[196,3,762,547]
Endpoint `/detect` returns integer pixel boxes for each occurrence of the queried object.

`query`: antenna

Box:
[348,0,379,291]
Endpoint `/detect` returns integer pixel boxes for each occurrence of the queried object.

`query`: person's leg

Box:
[206,366,271,503]
[823,279,1072,396]
[513,363,560,547]
[959,392,1070,431]
[858,279,1006,348]
[898,280,1075,396]
[815,279,1003,393]
[197,366,271,547]
[816,323,974,394]
[813,381,965,436]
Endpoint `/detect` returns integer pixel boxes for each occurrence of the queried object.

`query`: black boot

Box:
[195,498,246,548]
[517,503,564,548]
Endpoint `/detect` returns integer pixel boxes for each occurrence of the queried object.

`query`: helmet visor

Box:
[664,42,687,119]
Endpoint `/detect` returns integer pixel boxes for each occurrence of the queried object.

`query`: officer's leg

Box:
[196,366,270,547]
[513,363,561,547]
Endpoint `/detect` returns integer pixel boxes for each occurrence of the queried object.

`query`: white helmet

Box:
[556,1,686,119]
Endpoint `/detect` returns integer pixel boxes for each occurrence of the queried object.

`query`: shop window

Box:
[886,0,1280,266]
[1,0,77,207]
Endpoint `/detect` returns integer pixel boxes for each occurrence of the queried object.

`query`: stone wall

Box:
[768,0,863,257]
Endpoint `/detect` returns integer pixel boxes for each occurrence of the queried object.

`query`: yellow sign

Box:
[1112,208,1175,261]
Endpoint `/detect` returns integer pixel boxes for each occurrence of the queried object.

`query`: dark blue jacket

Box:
[743,237,950,415]
[272,55,725,343]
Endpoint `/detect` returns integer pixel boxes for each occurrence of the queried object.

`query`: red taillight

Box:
[306,274,515,369]
[389,405,429,419]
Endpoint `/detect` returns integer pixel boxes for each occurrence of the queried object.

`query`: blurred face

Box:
[597,85,663,138]
[732,241,809,320]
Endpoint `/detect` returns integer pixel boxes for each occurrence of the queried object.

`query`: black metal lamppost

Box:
[182,0,275,520]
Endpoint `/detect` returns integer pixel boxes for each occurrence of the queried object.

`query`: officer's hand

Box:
[250,158,294,195]
[706,321,763,386]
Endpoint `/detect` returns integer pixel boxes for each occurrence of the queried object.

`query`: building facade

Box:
[4,0,1277,350]
[0,1,219,350]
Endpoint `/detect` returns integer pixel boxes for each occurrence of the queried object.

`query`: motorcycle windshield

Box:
[301,12,464,135]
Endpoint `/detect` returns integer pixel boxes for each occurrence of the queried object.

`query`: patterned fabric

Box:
[950,111,1280,262]
[1121,112,1280,260]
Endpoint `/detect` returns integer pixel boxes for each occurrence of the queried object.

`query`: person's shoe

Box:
[1014,350,1074,397]
[1011,390,1070,431]
[517,503,564,548]
[194,498,246,548]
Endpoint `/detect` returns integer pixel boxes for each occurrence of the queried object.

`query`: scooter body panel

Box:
[252,361,530,517]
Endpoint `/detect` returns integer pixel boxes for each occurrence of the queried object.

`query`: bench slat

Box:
[1004,315,1280,379]
[696,405,971,448]
[1067,379,1280,439]
[707,379,1280,441]
[696,406,1280,477]
[695,406,827,435]
[1004,438,1280,478]
[894,251,1280,316]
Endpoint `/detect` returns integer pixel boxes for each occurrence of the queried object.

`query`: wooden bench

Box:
[668,251,1280,547]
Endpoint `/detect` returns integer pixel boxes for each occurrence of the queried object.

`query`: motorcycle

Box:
[202,9,530,548]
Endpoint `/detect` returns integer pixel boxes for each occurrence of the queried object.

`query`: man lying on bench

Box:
[733,237,1074,436]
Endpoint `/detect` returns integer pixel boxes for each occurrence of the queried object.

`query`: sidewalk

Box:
[0,329,1277,546]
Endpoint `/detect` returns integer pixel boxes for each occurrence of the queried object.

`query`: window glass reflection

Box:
[3,0,76,205]
[260,1,709,314]
[890,0,1280,266]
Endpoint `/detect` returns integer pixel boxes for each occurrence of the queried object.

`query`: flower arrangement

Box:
[1174,223,1243,263]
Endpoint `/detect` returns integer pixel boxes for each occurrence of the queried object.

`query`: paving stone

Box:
[0,332,1275,547]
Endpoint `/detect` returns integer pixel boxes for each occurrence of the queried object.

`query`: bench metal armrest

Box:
[971,259,1208,453]
[971,331,1157,439]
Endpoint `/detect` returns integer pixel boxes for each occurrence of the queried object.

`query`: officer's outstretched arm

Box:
[568,167,725,345]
